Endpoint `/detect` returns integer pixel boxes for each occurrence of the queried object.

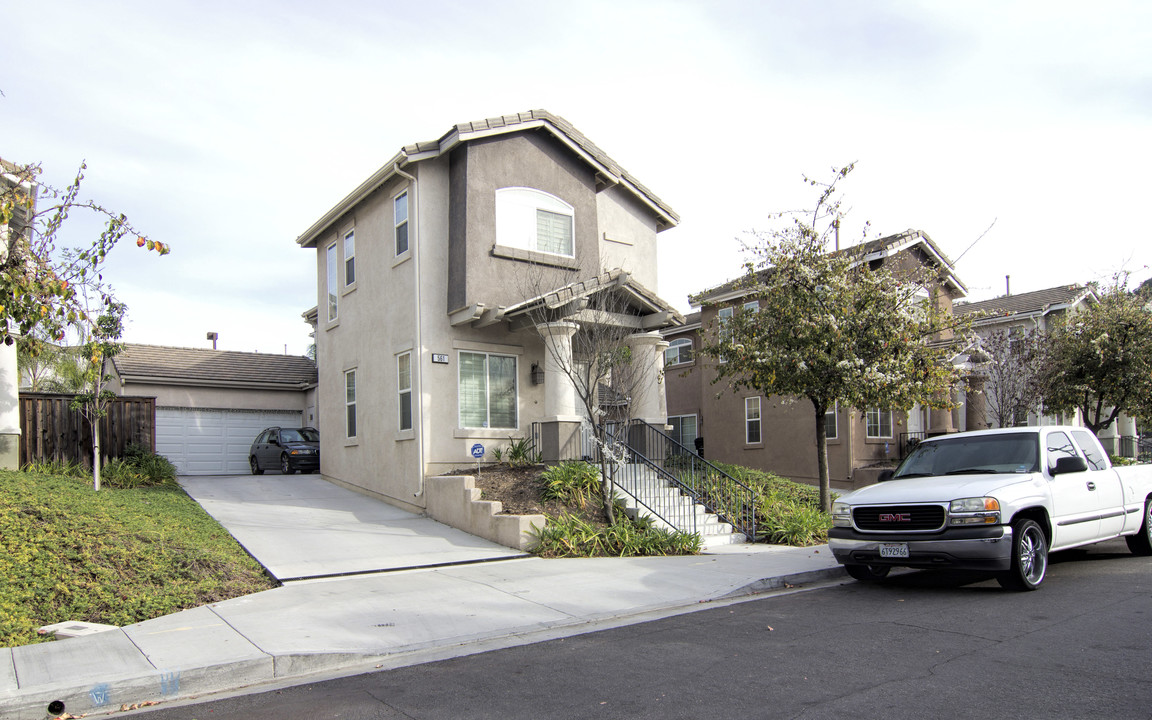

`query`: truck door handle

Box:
[1086,482,1097,491]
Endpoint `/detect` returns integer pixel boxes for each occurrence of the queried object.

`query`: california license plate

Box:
[879,543,909,559]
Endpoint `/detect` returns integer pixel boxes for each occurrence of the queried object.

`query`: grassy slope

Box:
[0,470,275,648]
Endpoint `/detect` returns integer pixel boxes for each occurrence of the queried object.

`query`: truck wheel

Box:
[250,456,263,475]
[280,454,295,475]
[844,564,891,583]
[1125,498,1152,556]
[997,519,1047,591]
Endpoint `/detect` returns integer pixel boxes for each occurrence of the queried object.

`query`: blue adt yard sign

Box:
[471,443,485,459]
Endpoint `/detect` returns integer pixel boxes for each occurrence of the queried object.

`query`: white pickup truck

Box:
[828,426,1152,590]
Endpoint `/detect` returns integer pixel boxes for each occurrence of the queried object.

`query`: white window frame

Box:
[394,190,409,257]
[495,187,575,258]
[398,352,412,432]
[664,337,693,366]
[668,414,698,450]
[824,402,838,440]
[745,396,762,445]
[718,306,734,363]
[343,229,355,286]
[458,351,518,430]
[344,369,358,439]
[866,408,892,439]
[743,300,759,313]
[326,242,338,322]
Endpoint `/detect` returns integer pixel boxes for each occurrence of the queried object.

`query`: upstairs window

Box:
[344,229,355,286]
[326,243,338,322]
[395,191,409,256]
[664,338,693,366]
[495,188,574,257]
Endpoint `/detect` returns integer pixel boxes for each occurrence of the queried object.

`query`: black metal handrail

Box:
[602,420,757,541]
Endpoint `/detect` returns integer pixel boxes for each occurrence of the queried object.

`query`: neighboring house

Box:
[107,344,317,475]
[297,110,682,511]
[952,284,1136,451]
[665,229,968,491]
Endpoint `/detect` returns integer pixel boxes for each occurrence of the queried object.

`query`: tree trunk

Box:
[92,419,102,492]
[596,428,616,524]
[812,400,830,513]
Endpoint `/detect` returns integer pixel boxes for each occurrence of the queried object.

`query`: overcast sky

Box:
[4,1,1150,355]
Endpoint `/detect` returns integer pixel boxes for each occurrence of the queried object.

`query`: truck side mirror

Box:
[1052,456,1088,475]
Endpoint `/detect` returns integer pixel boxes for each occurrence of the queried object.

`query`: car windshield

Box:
[894,432,1039,478]
[281,428,318,443]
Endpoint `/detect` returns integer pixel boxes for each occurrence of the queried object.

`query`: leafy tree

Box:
[1,159,167,346]
[71,301,126,491]
[978,326,1046,428]
[1037,277,1152,435]
[700,166,966,512]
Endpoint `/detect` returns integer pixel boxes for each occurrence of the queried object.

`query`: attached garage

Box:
[156,407,305,475]
[110,344,318,476]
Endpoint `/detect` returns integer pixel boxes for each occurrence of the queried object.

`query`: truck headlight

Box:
[949,497,1000,525]
[832,502,852,527]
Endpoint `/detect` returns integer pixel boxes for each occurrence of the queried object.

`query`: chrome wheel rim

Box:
[1019,525,1046,584]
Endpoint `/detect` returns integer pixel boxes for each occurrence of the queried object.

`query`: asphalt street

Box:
[130,538,1152,720]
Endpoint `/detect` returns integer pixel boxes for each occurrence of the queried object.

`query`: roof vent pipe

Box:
[207,331,218,350]
[1006,275,1011,297]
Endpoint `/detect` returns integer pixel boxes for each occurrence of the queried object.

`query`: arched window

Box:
[664,338,692,366]
[495,188,574,257]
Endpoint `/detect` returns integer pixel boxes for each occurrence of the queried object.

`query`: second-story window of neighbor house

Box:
[345,369,357,438]
[745,396,762,444]
[495,187,574,257]
[459,351,517,429]
[343,229,355,286]
[326,242,338,322]
[664,338,692,366]
[866,408,892,439]
[717,306,734,362]
[398,352,412,431]
[394,190,409,256]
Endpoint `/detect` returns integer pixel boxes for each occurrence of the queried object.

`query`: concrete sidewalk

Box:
[1,477,846,719]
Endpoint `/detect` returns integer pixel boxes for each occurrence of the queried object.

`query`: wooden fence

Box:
[18,393,156,469]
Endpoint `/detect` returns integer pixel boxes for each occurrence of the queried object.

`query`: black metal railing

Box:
[604,420,756,540]
[532,419,757,540]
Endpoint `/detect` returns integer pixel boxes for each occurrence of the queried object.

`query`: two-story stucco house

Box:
[664,229,969,491]
[297,110,682,511]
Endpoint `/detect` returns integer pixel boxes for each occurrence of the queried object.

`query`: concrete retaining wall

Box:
[425,475,546,551]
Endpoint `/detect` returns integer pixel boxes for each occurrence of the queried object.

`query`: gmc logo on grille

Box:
[878,513,912,523]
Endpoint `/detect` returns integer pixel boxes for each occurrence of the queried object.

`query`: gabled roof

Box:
[297,110,679,248]
[953,284,1095,322]
[495,268,685,332]
[112,344,317,390]
[689,228,966,307]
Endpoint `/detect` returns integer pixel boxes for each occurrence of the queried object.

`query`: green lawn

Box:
[0,470,276,648]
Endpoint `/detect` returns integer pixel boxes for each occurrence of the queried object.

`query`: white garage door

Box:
[157,408,304,475]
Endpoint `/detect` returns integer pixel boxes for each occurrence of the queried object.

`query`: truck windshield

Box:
[894,432,1039,478]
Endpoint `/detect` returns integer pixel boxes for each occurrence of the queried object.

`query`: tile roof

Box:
[297,109,678,247]
[112,344,317,388]
[954,284,1094,319]
[689,228,965,306]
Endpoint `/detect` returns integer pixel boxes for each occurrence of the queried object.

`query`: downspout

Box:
[394,162,426,499]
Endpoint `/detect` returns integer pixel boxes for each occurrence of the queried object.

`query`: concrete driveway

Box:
[179,474,527,582]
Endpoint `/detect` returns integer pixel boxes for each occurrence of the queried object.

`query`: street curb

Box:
[719,566,849,599]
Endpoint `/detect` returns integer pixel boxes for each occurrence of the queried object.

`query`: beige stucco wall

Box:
[312,131,673,510]
[596,185,660,292]
[114,381,311,412]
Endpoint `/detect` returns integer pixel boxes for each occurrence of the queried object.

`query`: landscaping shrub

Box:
[529,511,701,557]
[540,461,601,508]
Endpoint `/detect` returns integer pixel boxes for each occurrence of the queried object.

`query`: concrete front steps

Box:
[608,464,748,549]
